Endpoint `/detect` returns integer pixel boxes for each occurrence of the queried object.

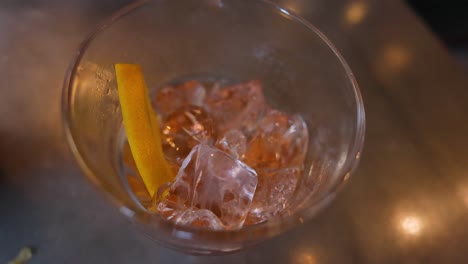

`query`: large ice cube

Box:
[154,80,206,116]
[205,80,267,133]
[243,110,309,169]
[162,106,216,164]
[158,144,258,230]
[246,166,302,224]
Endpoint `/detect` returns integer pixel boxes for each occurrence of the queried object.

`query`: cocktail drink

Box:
[63,0,365,254]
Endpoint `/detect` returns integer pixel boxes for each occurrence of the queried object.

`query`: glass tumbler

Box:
[62,0,365,255]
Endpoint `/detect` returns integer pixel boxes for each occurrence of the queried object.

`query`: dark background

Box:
[407,0,468,46]
[407,0,468,68]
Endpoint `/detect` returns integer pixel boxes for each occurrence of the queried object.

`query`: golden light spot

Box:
[400,215,422,236]
[384,46,409,69]
[345,2,367,25]
[295,251,317,264]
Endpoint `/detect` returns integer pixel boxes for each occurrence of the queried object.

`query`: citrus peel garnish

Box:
[115,63,174,197]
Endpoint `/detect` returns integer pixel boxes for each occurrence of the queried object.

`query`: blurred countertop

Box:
[2,0,468,263]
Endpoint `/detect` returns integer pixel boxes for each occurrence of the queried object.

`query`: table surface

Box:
[2,0,468,263]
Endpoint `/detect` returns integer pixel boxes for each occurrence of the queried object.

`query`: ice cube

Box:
[247,166,303,224]
[154,80,206,116]
[243,110,309,169]
[205,80,267,133]
[215,129,247,160]
[169,209,225,230]
[162,106,216,164]
[158,144,258,230]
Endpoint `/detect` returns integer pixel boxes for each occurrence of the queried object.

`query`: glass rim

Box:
[62,0,366,245]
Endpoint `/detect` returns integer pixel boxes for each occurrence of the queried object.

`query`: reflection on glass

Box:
[279,7,291,16]
[277,6,293,20]
[345,2,367,25]
[375,45,410,79]
[400,215,422,236]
